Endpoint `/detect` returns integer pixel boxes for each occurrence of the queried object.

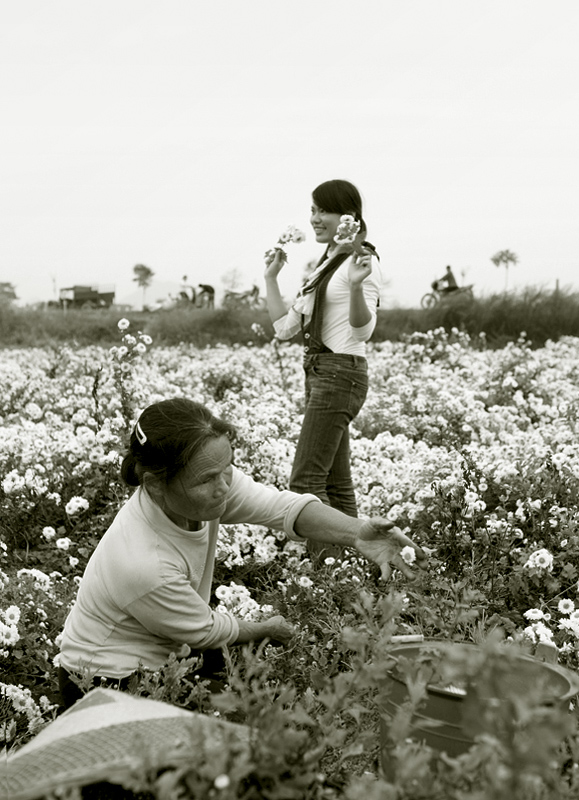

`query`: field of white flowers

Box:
[3,323,579,797]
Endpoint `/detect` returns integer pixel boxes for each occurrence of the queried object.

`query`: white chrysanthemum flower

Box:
[558,598,575,615]
[117,318,130,331]
[291,227,306,244]
[17,568,51,591]
[3,605,21,625]
[400,546,416,565]
[524,608,544,621]
[55,537,72,551]
[298,576,313,589]
[524,548,554,572]
[558,619,579,638]
[533,620,554,643]
[24,402,43,420]
[334,214,361,244]
[2,625,20,646]
[65,496,89,516]
[2,470,25,494]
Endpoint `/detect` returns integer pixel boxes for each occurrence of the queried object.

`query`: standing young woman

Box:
[264,179,384,526]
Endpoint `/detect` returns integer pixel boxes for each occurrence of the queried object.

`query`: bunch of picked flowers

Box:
[265,225,306,264]
[334,214,361,245]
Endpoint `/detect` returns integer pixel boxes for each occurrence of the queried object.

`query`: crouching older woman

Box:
[58,398,426,708]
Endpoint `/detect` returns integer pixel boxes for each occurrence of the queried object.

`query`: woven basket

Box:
[0,688,249,800]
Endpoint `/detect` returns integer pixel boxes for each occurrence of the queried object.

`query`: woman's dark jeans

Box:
[290,352,368,518]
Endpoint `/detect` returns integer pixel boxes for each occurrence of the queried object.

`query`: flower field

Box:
[3,324,579,797]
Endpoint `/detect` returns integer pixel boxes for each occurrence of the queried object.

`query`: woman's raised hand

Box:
[348,249,373,286]
[264,247,287,279]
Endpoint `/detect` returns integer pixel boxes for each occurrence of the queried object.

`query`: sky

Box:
[1,0,578,309]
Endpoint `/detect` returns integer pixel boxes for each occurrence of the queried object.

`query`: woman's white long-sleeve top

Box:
[273,255,384,355]
[60,467,319,679]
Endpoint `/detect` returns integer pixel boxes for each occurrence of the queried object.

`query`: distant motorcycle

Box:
[223,285,264,309]
[421,280,474,309]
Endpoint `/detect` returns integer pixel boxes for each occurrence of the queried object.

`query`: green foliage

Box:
[62,599,579,799]
[376,286,579,346]
[3,286,579,349]
[3,326,579,797]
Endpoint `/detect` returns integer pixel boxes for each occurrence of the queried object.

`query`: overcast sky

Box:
[1,0,578,308]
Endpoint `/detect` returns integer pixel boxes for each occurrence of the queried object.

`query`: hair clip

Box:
[135,420,147,445]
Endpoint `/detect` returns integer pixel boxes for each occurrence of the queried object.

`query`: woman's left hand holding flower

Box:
[264,247,287,278]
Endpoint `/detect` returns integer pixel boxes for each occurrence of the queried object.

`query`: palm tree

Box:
[491,250,518,291]
[132,264,155,308]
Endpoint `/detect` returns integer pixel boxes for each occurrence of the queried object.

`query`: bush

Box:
[3,286,579,349]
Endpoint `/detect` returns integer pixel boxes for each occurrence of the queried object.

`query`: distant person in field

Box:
[264,179,384,535]
[57,398,426,709]
[198,284,215,309]
[437,265,459,294]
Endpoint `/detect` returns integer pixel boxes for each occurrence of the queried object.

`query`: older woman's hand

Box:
[264,615,295,646]
[354,520,428,581]
[235,614,295,647]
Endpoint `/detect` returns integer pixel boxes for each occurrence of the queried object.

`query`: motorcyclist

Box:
[436,266,459,294]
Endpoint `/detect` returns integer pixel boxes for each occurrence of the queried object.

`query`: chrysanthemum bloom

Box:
[400,545,416,565]
[524,608,544,621]
[334,215,360,245]
[65,496,89,516]
[524,548,554,572]
[117,318,130,331]
[55,537,72,551]
[3,605,21,625]
[558,598,575,615]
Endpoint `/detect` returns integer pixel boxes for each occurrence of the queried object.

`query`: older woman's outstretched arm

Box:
[293,502,428,582]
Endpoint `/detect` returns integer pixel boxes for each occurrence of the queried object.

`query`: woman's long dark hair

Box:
[121,398,236,487]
